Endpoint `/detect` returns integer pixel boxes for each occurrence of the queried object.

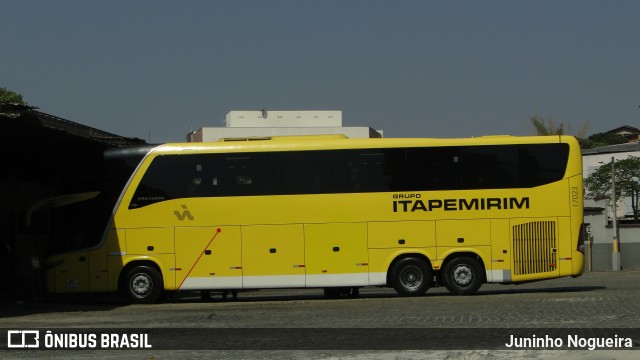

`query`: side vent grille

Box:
[513,221,557,275]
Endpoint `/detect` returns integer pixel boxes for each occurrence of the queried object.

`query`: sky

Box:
[2,0,639,143]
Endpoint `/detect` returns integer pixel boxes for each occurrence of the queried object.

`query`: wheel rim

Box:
[130,273,153,297]
[399,265,423,289]
[451,264,474,287]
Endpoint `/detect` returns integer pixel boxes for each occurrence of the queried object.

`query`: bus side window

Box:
[406,147,461,191]
[186,163,204,196]
[518,144,569,187]
[461,146,517,189]
[223,154,271,196]
[130,156,174,208]
[235,175,253,185]
[356,149,405,192]
[518,147,541,187]
[273,150,347,195]
[130,155,207,208]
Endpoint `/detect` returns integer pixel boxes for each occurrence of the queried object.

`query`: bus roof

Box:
[217,134,349,142]
[151,134,577,154]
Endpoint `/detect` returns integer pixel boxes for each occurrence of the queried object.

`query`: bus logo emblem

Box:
[174,205,194,221]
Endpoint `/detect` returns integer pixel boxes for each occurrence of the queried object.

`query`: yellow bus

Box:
[44,134,584,303]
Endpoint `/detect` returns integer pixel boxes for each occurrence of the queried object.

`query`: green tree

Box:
[585,132,628,148]
[0,87,27,105]
[585,157,640,222]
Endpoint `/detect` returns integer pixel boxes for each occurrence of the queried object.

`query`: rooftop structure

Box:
[188,110,382,142]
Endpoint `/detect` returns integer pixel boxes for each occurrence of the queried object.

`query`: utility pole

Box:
[611,157,621,271]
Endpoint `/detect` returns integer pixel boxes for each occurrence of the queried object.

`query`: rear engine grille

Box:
[513,221,557,275]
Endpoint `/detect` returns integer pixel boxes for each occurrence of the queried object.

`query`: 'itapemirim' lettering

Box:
[392,197,530,212]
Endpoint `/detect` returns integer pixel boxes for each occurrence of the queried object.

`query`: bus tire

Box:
[124,266,163,304]
[390,257,432,296]
[442,257,483,295]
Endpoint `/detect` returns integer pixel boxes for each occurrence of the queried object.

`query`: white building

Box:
[583,142,640,178]
[582,141,640,217]
[187,110,382,142]
[582,142,640,271]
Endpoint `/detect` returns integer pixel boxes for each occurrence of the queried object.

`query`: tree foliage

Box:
[530,115,564,135]
[529,115,590,148]
[583,132,628,149]
[585,156,640,222]
[528,115,633,150]
[0,87,27,105]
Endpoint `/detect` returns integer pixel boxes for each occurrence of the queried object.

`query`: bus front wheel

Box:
[124,266,163,304]
[390,257,432,296]
[442,257,483,295]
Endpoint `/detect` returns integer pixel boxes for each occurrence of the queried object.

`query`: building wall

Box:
[189,130,203,142]
[193,126,381,142]
[189,110,383,141]
[226,110,342,128]
[584,199,640,272]
[0,109,146,299]
[582,144,640,217]
[583,151,640,177]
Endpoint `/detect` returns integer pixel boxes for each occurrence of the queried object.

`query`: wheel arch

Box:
[386,252,433,286]
[118,259,164,293]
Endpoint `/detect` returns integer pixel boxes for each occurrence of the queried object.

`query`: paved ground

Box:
[1,271,639,359]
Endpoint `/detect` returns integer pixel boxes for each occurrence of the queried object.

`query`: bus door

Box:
[48,251,90,293]
[47,238,109,294]
[304,223,369,287]
[38,192,102,294]
[241,225,305,288]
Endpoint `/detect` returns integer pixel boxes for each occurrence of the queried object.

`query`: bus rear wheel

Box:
[442,257,483,295]
[124,266,163,304]
[390,257,432,296]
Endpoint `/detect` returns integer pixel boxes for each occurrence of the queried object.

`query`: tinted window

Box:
[461,146,519,189]
[128,143,569,208]
[406,147,461,190]
[129,153,270,208]
[215,154,271,196]
[271,150,350,195]
[518,144,569,187]
[268,149,405,195]
[353,149,405,192]
[406,144,568,191]
[459,144,568,189]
